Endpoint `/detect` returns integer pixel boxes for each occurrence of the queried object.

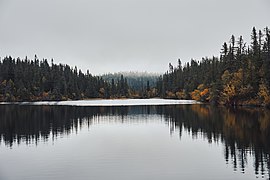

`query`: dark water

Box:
[0,104,269,180]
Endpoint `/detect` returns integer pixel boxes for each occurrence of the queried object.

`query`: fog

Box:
[0,0,269,74]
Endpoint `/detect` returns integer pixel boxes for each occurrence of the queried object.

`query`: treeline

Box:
[1,27,270,105]
[102,72,159,97]
[157,27,270,106]
[0,56,130,101]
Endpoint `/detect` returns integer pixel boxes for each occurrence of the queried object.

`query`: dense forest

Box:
[0,27,270,106]
[0,55,159,101]
[0,56,132,101]
[157,27,270,107]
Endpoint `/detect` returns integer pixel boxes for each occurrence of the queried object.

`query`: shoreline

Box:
[1,98,268,109]
[0,98,199,107]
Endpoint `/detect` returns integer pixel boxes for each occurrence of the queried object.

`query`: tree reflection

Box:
[0,104,269,179]
[157,105,270,179]
[0,105,129,146]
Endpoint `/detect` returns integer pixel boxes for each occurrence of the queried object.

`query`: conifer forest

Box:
[0,27,270,107]
[158,27,270,107]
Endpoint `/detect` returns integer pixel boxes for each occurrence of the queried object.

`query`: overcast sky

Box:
[0,0,269,75]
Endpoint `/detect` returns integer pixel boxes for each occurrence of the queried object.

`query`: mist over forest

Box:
[0,27,270,107]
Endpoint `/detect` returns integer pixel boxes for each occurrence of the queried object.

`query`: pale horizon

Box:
[0,0,269,74]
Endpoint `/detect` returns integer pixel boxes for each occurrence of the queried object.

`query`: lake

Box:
[0,102,269,180]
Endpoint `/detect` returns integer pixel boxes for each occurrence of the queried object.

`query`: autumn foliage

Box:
[157,27,270,107]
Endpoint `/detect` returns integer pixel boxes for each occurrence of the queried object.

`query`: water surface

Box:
[0,105,269,180]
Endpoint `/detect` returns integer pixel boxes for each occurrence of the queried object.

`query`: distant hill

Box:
[102,72,160,92]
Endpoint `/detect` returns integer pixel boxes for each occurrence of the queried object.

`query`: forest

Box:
[0,27,270,106]
[0,56,131,101]
[0,55,158,101]
[157,27,270,107]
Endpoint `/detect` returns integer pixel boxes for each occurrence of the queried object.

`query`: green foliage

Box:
[0,56,133,101]
[158,27,270,106]
[1,27,270,106]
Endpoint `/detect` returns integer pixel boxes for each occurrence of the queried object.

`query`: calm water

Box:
[0,104,269,180]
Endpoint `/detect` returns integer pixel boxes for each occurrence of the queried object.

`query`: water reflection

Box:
[0,104,269,179]
[158,105,270,179]
[0,105,158,146]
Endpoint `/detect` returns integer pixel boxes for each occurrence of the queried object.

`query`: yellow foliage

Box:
[176,90,186,99]
[200,88,209,96]
[197,84,205,91]
[189,85,210,102]
[222,84,236,103]
[258,83,270,105]
[233,68,243,84]
[166,91,176,98]
[190,89,201,101]
[239,85,253,96]
[221,70,231,84]
[221,69,244,104]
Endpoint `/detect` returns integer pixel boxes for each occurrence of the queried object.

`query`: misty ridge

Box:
[101,71,160,92]
[0,27,270,108]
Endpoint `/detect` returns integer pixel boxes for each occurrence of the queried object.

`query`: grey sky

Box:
[0,0,269,75]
